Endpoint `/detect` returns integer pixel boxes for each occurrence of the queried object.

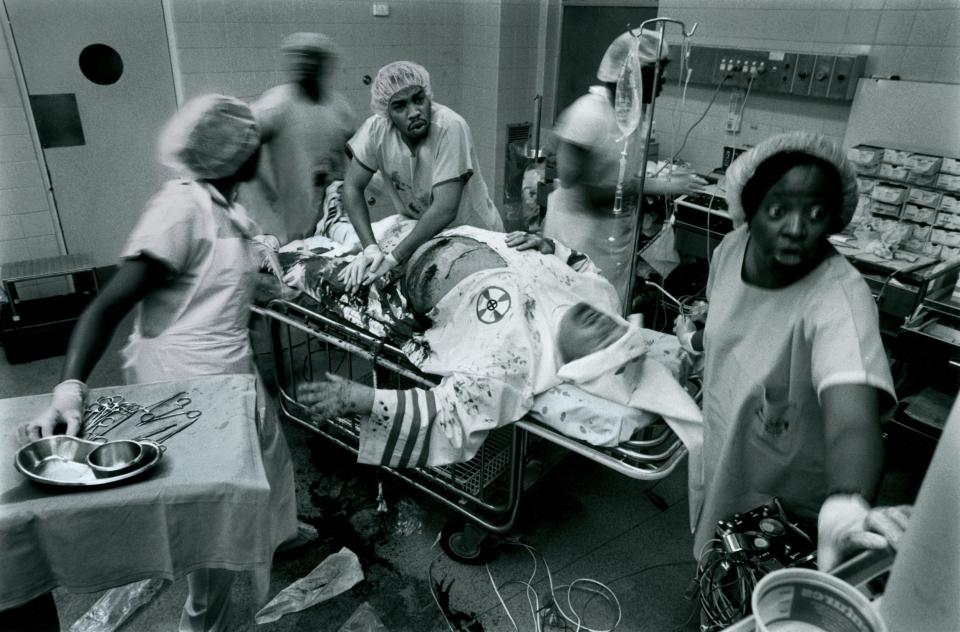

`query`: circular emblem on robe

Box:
[476,286,511,323]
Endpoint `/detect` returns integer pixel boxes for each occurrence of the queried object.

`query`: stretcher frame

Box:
[255,297,695,538]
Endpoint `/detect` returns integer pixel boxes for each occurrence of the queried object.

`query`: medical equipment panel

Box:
[664,45,866,100]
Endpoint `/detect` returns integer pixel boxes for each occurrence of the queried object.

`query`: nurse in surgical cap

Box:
[675,131,897,574]
[543,30,699,307]
[18,94,297,631]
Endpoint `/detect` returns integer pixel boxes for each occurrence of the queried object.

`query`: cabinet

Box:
[847,143,960,261]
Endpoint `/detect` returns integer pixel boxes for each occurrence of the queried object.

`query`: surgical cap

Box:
[370,61,433,117]
[158,94,260,180]
[724,131,859,229]
[597,29,669,82]
[281,32,337,61]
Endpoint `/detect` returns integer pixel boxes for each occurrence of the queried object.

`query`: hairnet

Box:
[597,29,669,82]
[724,131,859,229]
[370,61,433,117]
[281,32,337,62]
[158,94,260,180]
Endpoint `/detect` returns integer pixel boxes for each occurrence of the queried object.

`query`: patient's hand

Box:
[298,372,375,420]
[505,231,555,255]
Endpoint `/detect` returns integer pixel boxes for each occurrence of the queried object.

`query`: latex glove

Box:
[362,252,400,286]
[504,231,555,255]
[251,234,284,280]
[338,244,383,293]
[674,315,699,354]
[818,494,897,572]
[18,379,87,444]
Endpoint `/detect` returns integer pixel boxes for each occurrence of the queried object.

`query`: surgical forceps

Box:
[83,396,142,437]
[152,418,199,443]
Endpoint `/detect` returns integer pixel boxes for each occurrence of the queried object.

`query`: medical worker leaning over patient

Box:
[338,60,504,292]
[545,29,700,305]
[17,95,297,632]
[674,132,896,573]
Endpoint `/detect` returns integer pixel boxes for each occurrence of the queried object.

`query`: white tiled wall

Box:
[654,0,960,170]
[0,33,57,270]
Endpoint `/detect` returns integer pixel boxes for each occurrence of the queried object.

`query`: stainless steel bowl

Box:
[15,435,103,484]
[86,440,143,474]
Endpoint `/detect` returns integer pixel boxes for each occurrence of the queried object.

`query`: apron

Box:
[122,182,297,586]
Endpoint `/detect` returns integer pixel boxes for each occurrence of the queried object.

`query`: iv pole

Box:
[621,17,697,317]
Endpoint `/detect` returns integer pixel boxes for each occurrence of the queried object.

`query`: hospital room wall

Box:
[0,31,60,274]
[652,0,960,172]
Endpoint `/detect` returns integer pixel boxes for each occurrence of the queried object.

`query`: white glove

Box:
[362,252,400,285]
[251,234,284,280]
[18,379,87,444]
[338,243,383,293]
[818,494,894,572]
[674,315,699,354]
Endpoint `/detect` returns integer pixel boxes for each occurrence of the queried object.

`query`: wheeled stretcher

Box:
[256,297,699,562]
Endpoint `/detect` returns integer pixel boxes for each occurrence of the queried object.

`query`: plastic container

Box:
[752,568,886,632]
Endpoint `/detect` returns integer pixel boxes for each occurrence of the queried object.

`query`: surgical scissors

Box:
[137,397,192,425]
[138,408,201,425]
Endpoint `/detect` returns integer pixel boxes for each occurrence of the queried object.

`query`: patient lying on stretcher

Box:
[293,224,701,468]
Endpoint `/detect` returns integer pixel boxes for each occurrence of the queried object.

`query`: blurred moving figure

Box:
[545,30,699,307]
[244,32,355,242]
[14,95,297,632]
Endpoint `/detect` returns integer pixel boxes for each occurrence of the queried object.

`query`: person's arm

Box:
[341,158,377,248]
[339,159,383,292]
[557,140,616,208]
[63,257,169,381]
[821,383,884,501]
[19,257,168,442]
[558,141,700,208]
[816,383,886,571]
[389,179,463,264]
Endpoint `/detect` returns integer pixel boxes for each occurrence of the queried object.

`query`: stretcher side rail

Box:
[255,300,525,533]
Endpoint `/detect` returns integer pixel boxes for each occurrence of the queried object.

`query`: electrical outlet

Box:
[726,113,742,134]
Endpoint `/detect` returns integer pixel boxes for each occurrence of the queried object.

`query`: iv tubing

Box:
[621,17,698,315]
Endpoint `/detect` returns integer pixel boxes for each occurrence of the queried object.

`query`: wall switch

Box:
[725,88,743,134]
[372,3,390,16]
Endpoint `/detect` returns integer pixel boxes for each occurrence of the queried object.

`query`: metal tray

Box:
[14,435,164,489]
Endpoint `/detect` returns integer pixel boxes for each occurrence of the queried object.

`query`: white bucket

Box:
[752,568,887,632]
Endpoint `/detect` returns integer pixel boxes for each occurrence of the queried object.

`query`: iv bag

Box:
[614,44,644,141]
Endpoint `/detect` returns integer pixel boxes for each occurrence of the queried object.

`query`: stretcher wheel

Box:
[440,519,491,565]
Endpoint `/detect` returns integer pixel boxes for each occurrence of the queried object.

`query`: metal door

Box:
[5,0,178,266]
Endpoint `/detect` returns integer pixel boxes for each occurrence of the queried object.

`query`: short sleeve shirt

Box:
[693,225,896,552]
[121,180,242,338]
[347,104,503,231]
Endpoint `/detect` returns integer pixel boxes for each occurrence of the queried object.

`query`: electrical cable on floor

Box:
[485,542,622,632]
